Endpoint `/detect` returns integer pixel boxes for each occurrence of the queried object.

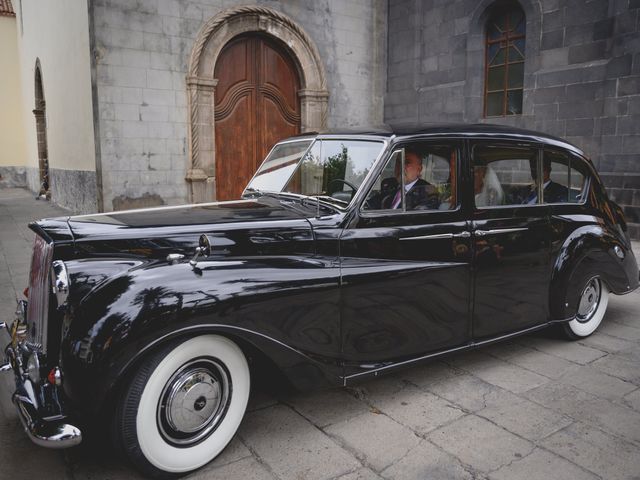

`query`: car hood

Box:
[63,197,316,259]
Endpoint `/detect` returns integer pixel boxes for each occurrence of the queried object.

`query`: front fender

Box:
[60,256,342,414]
[549,224,638,320]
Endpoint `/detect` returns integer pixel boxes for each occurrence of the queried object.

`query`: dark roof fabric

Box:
[0,0,15,17]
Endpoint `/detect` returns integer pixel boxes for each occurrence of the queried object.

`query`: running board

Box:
[342,322,558,386]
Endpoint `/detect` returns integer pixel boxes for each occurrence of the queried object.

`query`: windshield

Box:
[283,139,385,206]
[245,140,313,193]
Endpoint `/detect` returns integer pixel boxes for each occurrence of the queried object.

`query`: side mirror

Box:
[190,234,213,267]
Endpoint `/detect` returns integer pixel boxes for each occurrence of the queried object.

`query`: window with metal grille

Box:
[484,7,526,117]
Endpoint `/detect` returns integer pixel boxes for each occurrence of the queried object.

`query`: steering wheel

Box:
[328,178,357,197]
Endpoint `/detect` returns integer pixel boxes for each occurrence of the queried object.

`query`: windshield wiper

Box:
[313,195,349,207]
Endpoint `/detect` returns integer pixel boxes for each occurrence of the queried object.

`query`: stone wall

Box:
[386,0,640,238]
[0,167,26,188]
[91,0,387,211]
[49,169,98,214]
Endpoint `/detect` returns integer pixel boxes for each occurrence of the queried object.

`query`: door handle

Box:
[400,231,471,241]
[474,227,528,237]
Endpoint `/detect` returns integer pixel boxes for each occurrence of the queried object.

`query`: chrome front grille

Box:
[26,235,53,353]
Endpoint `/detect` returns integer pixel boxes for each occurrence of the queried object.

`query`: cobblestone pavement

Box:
[1,187,640,480]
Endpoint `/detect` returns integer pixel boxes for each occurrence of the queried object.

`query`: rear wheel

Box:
[563,278,609,340]
[113,335,250,478]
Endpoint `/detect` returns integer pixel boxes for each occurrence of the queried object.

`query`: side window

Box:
[543,149,588,204]
[472,144,539,207]
[363,143,458,212]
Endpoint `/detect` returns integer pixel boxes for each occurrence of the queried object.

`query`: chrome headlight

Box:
[26,350,41,385]
[51,260,69,309]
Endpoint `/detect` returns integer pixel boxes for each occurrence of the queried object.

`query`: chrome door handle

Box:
[400,231,472,241]
[474,227,528,236]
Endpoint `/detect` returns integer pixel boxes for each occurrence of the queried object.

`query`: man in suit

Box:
[524,159,569,204]
[382,149,440,210]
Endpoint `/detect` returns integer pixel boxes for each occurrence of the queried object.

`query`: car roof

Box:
[287,123,588,159]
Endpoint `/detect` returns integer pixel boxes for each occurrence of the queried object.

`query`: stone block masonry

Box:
[91,0,387,211]
[386,0,640,238]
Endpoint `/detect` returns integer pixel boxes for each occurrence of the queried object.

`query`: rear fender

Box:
[549,225,635,320]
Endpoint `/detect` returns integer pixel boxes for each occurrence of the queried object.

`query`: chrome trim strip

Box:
[400,231,471,241]
[400,233,453,241]
[71,198,257,219]
[474,227,528,236]
[343,323,548,382]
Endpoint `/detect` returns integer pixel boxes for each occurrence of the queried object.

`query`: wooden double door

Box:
[214,34,301,200]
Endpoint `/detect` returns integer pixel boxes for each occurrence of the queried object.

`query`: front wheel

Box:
[562,278,609,340]
[113,335,250,477]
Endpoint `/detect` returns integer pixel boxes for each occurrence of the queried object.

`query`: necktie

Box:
[391,189,402,209]
[526,188,537,204]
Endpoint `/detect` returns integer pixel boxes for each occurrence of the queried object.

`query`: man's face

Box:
[530,162,551,183]
[404,152,423,184]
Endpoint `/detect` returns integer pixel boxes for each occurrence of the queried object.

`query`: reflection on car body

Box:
[2,124,638,477]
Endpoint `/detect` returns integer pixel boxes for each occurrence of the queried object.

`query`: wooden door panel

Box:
[261,40,299,110]
[215,93,255,200]
[215,38,253,101]
[260,96,300,162]
[214,35,300,201]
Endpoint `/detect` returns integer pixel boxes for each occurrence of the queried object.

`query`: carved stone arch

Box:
[463,0,541,122]
[186,5,329,202]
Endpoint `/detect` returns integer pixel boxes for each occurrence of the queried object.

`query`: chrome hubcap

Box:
[157,358,231,447]
[576,279,601,323]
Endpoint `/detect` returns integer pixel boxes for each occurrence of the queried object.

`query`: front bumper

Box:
[1,304,82,449]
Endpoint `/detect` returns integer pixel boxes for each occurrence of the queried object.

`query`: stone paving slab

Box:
[540,421,640,480]
[428,415,535,473]
[0,187,639,479]
[486,342,579,380]
[447,350,550,393]
[325,411,420,472]
[489,447,600,480]
[356,380,466,435]
[475,389,573,441]
[380,440,475,480]
[239,404,360,480]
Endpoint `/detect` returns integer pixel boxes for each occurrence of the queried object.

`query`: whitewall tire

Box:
[563,278,609,339]
[114,335,250,477]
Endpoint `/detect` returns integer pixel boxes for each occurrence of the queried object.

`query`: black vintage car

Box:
[2,124,638,477]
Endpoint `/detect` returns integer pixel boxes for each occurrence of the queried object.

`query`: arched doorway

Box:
[214,34,301,200]
[186,6,329,203]
[33,60,50,198]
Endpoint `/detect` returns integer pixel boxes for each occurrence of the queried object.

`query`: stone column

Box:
[32,99,49,195]
[186,76,218,203]
[299,89,329,132]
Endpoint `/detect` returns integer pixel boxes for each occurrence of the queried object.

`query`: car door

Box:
[470,140,551,340]
[339,140,472,376]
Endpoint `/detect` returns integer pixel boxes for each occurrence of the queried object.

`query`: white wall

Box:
[0,15,28,168]
[16,0,96,178]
